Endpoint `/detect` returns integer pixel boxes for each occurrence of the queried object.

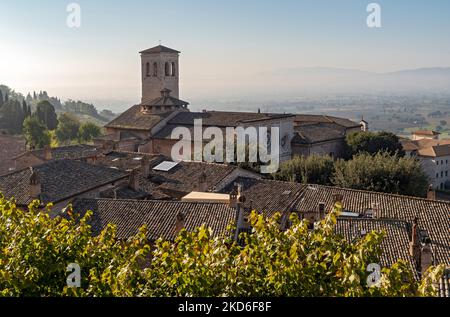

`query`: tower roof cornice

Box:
[140,45,180,54]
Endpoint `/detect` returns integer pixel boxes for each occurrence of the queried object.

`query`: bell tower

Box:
[140,45,180,103]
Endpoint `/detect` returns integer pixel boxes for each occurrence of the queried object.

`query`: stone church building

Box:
[95,45,364,161]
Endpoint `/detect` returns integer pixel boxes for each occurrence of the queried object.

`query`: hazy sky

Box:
[1,0,450,105]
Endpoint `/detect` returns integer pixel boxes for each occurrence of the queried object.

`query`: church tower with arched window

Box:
[140,45,180,103]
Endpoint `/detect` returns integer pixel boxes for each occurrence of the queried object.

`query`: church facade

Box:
[96,45,363,162]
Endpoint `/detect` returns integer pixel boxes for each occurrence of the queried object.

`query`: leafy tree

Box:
[35,100,58,130]
[440,120,447,126]
[273,154,335,185]
[22,100,32,118]
[0,89,3,108]
[346,131,405,157]
[332,152,429,197]
[64,99,101,119]
[0,196,444,297]
[23,116,51,149]
[55,113,80,145]
[0,100,26,134]
[78,122,102,142]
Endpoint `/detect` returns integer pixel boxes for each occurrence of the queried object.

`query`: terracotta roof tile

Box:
[0,135,26,175]
[0,160,128,206]
[72,198,236,241]
[219,177,305,218]
[295,185,450,266]
[105,105,171,131]
[335,218,417,271]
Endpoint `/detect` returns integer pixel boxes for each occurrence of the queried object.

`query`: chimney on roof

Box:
[198,171,208,192]
[229,185,238,209]
[95,152,106,164]
[332,194,344,214]
[101,140,115,153]
[360,116,368,132]
[371,203,379,219]
[43,145,52,161]
[140,155,150,178]
[29,167,41,200]
[427,185,436,201]
[409,217,421,267]
[420,237,433,275]
[229,183,245,207]
[128,169,140,191]
[175,211,186,235]
[318,202,326,220]
[233,183,247,243]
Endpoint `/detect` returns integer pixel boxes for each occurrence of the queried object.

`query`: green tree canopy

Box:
[0,100,26,134]
[36,100,58,130]
[273,154,335,185]
[78,122,102,142]
[0,196,443,297]
[55,113,80,145]
[332,152,429,197]
[22,116,51,149]
[346,131,405,157]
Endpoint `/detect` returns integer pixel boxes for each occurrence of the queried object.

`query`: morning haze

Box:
[1,0,450,112]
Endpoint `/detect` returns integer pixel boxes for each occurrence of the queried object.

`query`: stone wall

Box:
[141,52,179,102]
[292,139,346,158]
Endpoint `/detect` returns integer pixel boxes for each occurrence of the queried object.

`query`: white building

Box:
[402,131,450,190]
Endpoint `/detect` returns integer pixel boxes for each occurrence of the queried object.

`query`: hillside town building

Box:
[95,45,363,161]
[401,131,450,190]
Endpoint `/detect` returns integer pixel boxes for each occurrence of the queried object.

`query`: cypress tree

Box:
[22,100,28,117]
[0,89,4,107]
[5,92,9,102]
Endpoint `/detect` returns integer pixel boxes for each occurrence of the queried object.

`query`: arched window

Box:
[153,62,158,77]
[146,62,150,77]
[171,62,176,76]
[165,62,170,76]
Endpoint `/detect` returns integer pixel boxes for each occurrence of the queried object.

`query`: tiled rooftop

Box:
[0,159,128,206]
[295,184,450,266]
[0,134,26,175]
[293,122,347,144]
[72,198,236,241]
[15,144,98,161]
[219,177,305,218]
[335,218,416,269]
[105,105,172,131]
